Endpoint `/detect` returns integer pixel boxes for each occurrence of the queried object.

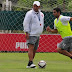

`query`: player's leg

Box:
[69,51,72,54]
[26,36,38,68]
[28,46,37,66]
[33,50,36,59]
[28,36,39,68]
[57,38,72,58]
[28,44,34,61]
[33,36,39,59]
[27,44,36,68]
[69,51,72,59]
[56,47,72,57]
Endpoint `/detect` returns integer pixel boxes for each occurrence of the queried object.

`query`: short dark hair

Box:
[53,8,61,14]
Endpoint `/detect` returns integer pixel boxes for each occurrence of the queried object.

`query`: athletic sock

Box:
[28,61,33,66]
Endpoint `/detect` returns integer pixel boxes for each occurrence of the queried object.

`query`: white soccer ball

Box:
[38,60,46,68]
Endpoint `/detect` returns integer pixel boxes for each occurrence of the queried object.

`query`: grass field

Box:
[0,53,72,72]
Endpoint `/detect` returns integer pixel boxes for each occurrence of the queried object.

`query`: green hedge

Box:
[0,11,72,30]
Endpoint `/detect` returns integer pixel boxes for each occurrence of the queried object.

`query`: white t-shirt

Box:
[54,15,71,29]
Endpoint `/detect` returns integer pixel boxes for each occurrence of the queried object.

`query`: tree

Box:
[13,0,72,12]
[67,1,72,11]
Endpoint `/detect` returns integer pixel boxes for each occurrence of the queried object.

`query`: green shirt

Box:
[54,15,72,38]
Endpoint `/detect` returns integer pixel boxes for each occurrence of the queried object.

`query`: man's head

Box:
[53,8,61,18]
[33,1,40,12]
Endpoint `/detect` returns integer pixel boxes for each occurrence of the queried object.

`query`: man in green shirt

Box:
[46,7,72,59]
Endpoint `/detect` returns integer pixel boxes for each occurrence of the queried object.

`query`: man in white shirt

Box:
[46,7,72,59]
[23,1,44,68]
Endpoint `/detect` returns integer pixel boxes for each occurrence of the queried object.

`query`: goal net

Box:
[0,0,72,52]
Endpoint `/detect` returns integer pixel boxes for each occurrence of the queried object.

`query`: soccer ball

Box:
[38,60,46,68]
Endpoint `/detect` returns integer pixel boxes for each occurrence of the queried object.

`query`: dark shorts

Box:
[26,36,40,50]
[58,36,72,52]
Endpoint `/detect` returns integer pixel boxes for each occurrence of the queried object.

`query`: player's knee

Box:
[56,47,61,52]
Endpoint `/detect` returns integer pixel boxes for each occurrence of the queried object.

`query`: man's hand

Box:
[46,26,58,33]
[46,26,52,32]
[25,32,29,40]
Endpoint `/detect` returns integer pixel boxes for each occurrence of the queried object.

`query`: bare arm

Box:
[46,26,58,33]
[70,18,72,21]
[25,32,29,40]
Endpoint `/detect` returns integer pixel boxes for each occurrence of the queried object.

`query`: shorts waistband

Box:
[63,36,72,39]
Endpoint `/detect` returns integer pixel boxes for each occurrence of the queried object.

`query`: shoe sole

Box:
[26,66,37,69]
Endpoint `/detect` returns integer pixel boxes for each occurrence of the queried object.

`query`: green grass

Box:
[0,53,72,72]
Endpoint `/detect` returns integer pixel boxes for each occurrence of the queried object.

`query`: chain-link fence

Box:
[0,0,72,52]
[0,0,72,33]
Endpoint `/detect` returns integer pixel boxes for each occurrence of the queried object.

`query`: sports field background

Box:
[0,53,72,72]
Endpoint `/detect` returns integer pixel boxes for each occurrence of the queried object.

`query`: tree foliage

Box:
[13,0,72,11]
[67,1,72,11]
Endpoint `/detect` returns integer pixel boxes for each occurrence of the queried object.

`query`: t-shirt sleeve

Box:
[60,16,71,25]
[60,16,71,22]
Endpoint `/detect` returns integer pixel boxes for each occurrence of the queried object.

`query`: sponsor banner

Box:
[0,34,62,52]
